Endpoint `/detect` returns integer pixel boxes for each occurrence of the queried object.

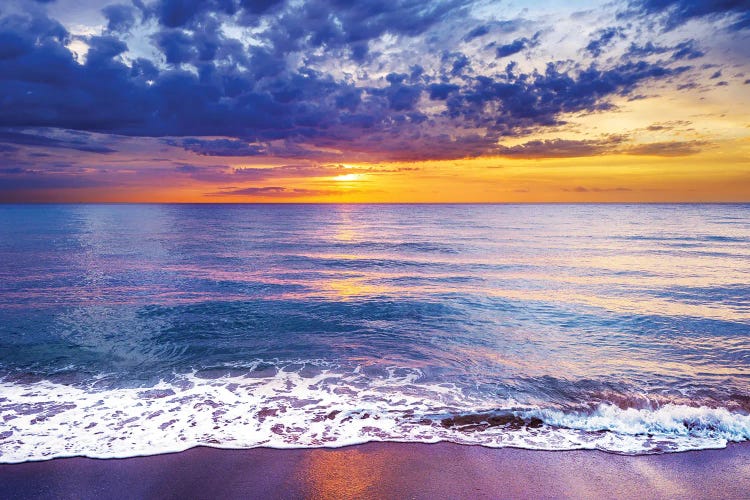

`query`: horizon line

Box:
[2,201,749,206]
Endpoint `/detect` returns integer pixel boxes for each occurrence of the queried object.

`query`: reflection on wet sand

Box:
[302,448,386,499]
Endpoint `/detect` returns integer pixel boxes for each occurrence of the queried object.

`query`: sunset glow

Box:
[0,0,749,202]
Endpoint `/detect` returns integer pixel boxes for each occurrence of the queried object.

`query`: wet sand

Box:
[1,442,749,499]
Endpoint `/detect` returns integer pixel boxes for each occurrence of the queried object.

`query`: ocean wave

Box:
[1,369,748,463]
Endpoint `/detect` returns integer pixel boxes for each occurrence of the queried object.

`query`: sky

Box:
[0,0,749,202]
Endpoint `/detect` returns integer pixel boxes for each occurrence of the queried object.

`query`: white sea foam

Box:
[0,368,748,463]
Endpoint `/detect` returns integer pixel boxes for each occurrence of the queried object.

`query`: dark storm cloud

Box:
[444,61,691,138]
[464,24,490,41]
[0,170,107,191]
[175,138,267,156]
[153,29,195,64]
[253,0,466,56]
[102,4,137,32]
[626,40,704,60]
[496,38,527,58]
[428,83,461,100]
[463,19,524,42]
[151,0,284,28]
[626,0,750,31]
[0,131,117,153]
[496,33,539,58]
[672,40,705,60]
[585,27,625,57]
[0,3,705,164]
[150,0,286,28]
[0,15,153,133]
[152,0,242,28]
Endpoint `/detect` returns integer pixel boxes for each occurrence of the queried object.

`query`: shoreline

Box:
[1,441,748,499]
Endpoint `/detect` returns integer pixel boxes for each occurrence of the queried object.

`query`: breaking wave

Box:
[1,365,748,463]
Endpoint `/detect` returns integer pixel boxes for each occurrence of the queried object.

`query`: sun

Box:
[332,173,363,182]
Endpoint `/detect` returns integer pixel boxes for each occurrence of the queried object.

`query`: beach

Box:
[1,204,749,495]
[2,0,750,495]
[1,442,749,499]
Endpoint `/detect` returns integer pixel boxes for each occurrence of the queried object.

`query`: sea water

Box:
[0,204,748,462]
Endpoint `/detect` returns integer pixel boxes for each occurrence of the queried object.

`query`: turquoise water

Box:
[0,204,748,461]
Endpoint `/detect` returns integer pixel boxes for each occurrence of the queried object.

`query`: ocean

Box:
[0,203,748,462]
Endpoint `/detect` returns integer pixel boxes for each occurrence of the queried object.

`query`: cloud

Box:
[207,186,342,197]
[646,120,692,131]
[463,19,524,42]
[498,138,622,158]
[102,4,137,33]
[586,27,625,57]
[0,1,728,169]
[174,163,366,183]
[427,83,460,100]
[625,0,750,31]
[464,24,490,41]
[672,40,705,60]
[213,186,288,196]
[175,138,267,156]
[152,0,244,28]
[0,130,117,153]
[444,60,691,140]
[232,164,349,180]
[496,33,540,58]
[625,140,707,156]
[626,40,705,61]
[497,137,708,158]
[0,169,108,192]
[562,186,633,192]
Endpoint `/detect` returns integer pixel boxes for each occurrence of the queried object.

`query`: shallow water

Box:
[0,204,748,461]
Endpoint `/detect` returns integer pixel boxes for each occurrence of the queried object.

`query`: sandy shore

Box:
[1,442,749,499]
